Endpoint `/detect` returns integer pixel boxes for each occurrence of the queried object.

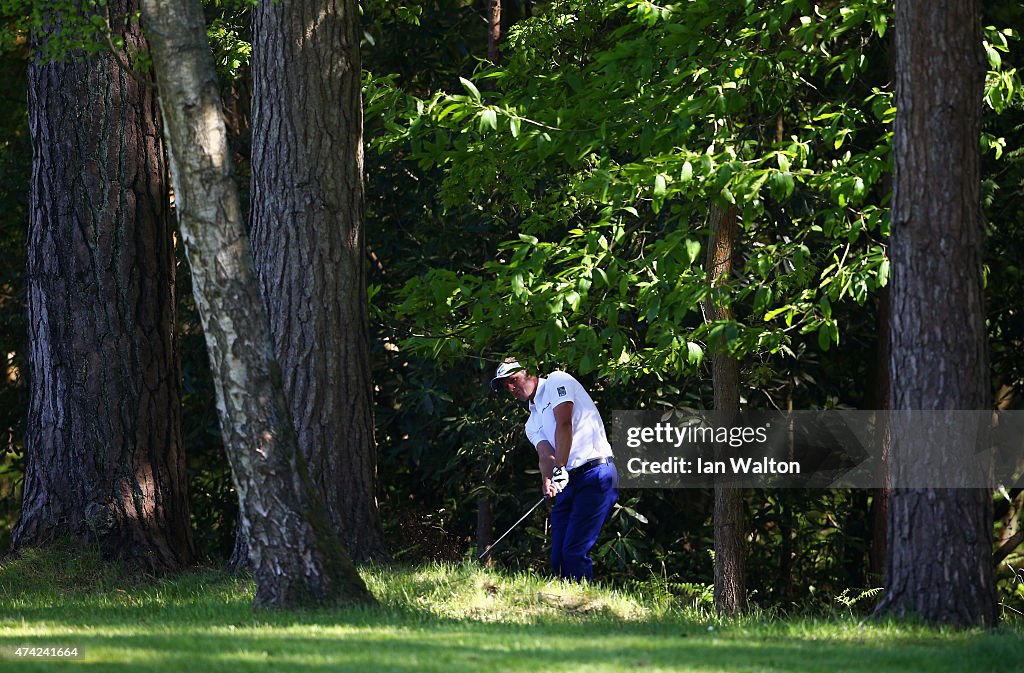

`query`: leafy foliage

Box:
[378,0,902,382]
[363,0,1023,602]
[0,38,29,553]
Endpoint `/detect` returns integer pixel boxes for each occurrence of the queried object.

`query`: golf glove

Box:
[550,466,569,493]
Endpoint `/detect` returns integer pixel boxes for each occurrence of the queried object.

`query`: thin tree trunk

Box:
[778,504,794,603]
[869,286,891,584]
[476,495,494,566]
[139,0,373,608]
[704,203,747,617]
[488,0,502,63]
[250,0,387,563]
[12,4,193,572]
[874,0,996,627]
[870,28,897,586]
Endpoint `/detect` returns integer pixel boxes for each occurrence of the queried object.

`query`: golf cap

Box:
[489,360,524,392]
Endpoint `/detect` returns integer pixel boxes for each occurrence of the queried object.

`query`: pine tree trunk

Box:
[139,0,374,607]
[705,203,747,616]
[11,5,194,572]
[249,0,387,563]
[874,0,996,627]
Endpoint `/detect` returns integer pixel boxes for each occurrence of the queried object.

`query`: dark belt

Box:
[568,456,614,477]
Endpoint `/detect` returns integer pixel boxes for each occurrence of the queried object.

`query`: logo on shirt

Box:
[557,386,567,397]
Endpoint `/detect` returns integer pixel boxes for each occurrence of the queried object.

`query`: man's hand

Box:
[550,466,569,493]
[542,477,559,498]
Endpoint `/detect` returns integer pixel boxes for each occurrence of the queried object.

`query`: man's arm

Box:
[553,401,574,468]
[536,440,557,497]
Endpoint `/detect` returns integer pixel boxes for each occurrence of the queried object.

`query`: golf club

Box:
[477,496,547,561]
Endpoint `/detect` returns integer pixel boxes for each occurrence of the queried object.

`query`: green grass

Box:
[0,545,1021,672]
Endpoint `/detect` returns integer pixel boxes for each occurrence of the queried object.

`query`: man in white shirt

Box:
[490,360,618,581]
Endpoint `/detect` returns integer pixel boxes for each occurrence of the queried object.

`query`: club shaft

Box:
[478,496,546,561]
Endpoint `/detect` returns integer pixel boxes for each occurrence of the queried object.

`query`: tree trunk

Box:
[249,0,387,563]
[870,24,897,584]
[11,5,194,572]
[869,286,891,584]
[488,0,503,64]
[476,495,494,566]
[226,511,249,572]
[704,203,747,616]
[139,0,374,608]
[874,0,997,627]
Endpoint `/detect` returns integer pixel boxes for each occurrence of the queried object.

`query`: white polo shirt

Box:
[524,371,613,470]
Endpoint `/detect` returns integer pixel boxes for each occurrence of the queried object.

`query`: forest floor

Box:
[0,545,1021,672]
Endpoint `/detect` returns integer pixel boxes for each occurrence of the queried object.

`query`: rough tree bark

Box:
[11,3,194,571]
[704,203,747,617]
[874,0,997,626]
[249,0,387,562]
[138,0,374,607]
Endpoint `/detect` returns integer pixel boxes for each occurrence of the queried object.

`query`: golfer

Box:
[491,360,618,581]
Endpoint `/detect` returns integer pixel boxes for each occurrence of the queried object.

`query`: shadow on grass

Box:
[2,621,1021,673]
[1,548,1022,672]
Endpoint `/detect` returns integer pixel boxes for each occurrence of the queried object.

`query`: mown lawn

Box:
[0,546,1020,672]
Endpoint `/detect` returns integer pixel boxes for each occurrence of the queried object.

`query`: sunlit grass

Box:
[0,544,1020,672]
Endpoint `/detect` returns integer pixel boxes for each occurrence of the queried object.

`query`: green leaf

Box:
[685,239,701,264]
[680,161,693,183]
[686,341,704,366]
[620,505,649,524]
[769,171,795,200]
[753,286,772,314]
[873,12,888,38]
[479,108,498,131]
[512,273,526,299]
[459,77,481,102]
[986,43,1002,69]
[653,173,668,197]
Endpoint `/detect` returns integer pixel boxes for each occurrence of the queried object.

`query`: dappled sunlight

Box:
[2,615,1019,673]
[360,562,651,624]
[0,548,1021,671]
[201,102,229,172]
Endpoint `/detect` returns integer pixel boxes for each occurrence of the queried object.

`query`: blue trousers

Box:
[549,462,619,581]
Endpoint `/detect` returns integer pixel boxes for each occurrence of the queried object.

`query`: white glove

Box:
[550,466,569,493]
